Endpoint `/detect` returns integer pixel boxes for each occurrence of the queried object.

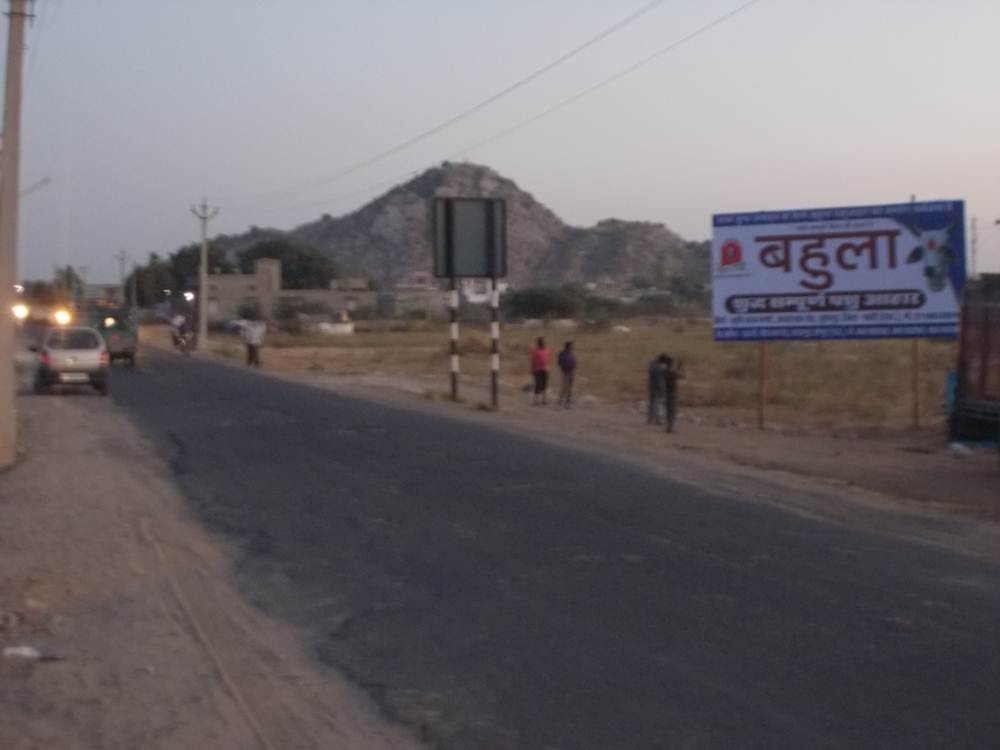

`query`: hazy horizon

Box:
[9,0,1000,283]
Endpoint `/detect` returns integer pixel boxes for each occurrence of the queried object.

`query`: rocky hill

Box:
[216,162,707,290]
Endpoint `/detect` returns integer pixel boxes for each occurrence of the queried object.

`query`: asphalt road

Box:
[111,350,1000,749]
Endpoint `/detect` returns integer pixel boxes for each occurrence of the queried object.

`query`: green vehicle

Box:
[89,307,137,366]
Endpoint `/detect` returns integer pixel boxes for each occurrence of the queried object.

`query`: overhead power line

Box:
[277,0,764,217]
[450,0,763,158]
[242,0,667,203]
[24,0,47,89]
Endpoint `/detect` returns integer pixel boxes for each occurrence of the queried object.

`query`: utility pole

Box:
[995,218,1000,271]
[77,264,88,307]
[970,216,978,280]
[190,198,218,348]
[909,194,920,429]
[114,248,127,302]
[130,260,138,310]
[0,0,31,469]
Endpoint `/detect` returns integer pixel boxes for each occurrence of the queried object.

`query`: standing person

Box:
[663,356,685,433]
[531,337,551,405]
[647,354,668,424]
[557,341,577,408]
[241,315,265,368]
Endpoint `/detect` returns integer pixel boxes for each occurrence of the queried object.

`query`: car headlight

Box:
[12,303,28,320]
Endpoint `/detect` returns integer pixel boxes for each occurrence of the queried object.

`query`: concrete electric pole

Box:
[130,260,138,310]
[190,198,218,348]
[77,264,88,305]
[114,248,127,300]
[970,216,977,280]
[0,0,31,469]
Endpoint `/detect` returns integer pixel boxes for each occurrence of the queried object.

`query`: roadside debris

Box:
[3,645,42,660]
[947,442,975,458]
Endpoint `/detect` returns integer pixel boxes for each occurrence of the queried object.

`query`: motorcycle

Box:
[172,329,195,355]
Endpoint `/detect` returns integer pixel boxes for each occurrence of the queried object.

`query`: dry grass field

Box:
[156,322,997,516]
[245,318,956,433]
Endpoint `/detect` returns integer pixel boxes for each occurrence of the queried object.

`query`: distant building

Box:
[203,258,283,320]
[395,271,436,290]
[82,283,123,305]
[200,259,441,321]
[334,277,370,292]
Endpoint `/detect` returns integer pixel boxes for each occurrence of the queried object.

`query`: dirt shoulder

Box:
[0,394,420,750]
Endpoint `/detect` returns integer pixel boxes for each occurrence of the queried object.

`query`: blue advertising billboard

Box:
[711,201,966,341]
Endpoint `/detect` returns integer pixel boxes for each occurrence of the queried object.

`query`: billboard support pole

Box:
[911,338,920,429]
[490,275,500,410]
[449,277,459,402]
[433,197,507,405]
[757,341,767,431]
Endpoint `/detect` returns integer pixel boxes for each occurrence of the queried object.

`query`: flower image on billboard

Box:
[711,201,966,341]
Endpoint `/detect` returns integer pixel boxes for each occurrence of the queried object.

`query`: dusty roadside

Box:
[0,393,421,750]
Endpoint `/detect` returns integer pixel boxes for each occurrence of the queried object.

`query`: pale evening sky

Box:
[10,0,1000,283]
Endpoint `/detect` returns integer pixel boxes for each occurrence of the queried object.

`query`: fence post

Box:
[757,341,767,431]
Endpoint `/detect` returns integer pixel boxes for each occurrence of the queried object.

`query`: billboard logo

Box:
[717,239,746,273]
[903,223,959,294]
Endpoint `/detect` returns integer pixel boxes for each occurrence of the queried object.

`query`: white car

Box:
[33,326,110,396]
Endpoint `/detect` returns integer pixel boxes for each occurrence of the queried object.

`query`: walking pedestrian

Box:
[241,314,265,368]
[531,337,551,405]
[663,356,685,433]
[647,354,668,424]
[557,341,577,408]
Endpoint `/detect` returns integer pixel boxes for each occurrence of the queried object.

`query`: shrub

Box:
[632,293,676,316]
[504,286,585,319]
[274,298,332,322]
[237,301,260,320]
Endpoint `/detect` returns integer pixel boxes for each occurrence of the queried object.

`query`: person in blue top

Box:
[647,354,668,424]
[662,356,685,433]
[557,341,577,408]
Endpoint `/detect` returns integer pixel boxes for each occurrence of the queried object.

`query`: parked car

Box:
[33,326,110,396]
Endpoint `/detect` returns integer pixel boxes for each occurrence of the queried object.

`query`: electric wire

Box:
[233,0,668,203]
[272,0,764,217]
[449,0,762,159]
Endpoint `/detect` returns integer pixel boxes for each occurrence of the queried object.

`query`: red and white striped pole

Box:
[490,276,500,409]
[449,278,460,401]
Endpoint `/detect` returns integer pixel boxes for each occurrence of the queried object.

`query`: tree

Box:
[503,286,585,319]
[631,275,654,290]
[238,239,338,290]
[126,254,177,307]
[237,300,260,320]
[52,265,83,296]
[21,280,62,305]
[168,243,234,289]
[652,260,671,289]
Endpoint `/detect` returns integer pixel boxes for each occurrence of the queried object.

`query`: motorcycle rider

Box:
[170,313,193,350]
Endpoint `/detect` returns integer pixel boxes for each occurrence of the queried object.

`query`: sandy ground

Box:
[196,331,999,523]
[0,387,421,748]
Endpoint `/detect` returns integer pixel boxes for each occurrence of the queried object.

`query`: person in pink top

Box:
[530,337,551,405]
